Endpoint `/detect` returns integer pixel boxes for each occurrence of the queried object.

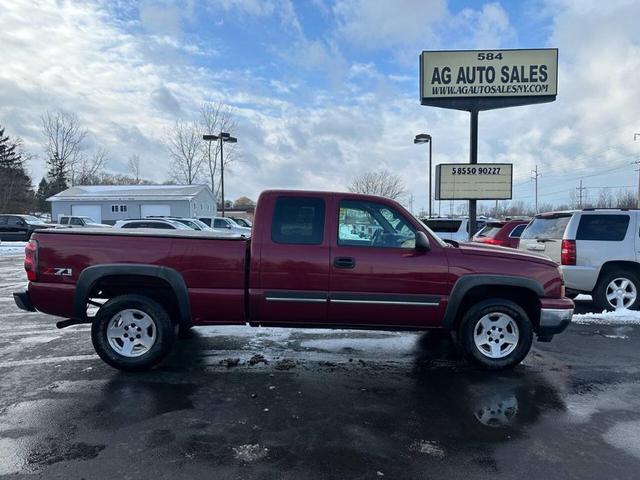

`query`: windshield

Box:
[23,215,46,225]
[475,223,503,238]
[175,219,201,230]
[168,220,192,230]
[191,219,212,230]
[521,215,571,240]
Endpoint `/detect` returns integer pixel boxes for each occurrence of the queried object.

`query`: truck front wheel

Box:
[458,299,533,370]
[91,294,175,371]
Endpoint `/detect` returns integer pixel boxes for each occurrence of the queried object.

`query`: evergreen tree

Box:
[0,125,35,213]
[35,177,51,212]
[0,127,19,169]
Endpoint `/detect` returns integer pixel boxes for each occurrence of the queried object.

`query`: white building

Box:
[47,184,216,224]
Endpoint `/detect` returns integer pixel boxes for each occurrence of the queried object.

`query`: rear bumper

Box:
[13,291,36,312]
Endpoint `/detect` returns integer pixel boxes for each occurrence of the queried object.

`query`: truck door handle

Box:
[333,257,355,269]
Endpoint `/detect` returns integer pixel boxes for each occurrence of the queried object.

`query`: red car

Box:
[473,220,530,249]
[13,191,572,371]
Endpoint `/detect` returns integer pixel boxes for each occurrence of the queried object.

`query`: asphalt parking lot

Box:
[1,254,640,479]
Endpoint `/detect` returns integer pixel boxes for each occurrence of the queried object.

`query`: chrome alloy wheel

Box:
[473,312,519,359]
[107,309,157,358]
[606,277,637,310]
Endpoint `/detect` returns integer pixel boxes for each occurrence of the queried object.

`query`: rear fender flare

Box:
[443,274,544,329]
[74,264,191,327]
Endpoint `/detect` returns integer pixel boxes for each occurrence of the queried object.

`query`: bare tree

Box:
[166,120,203,184]
[200,102,238,196]
[127,154,142,184]
[596,188,614,208]
[348,170,406,200]
[41,110,88,187]
[75,147,108,185]
[615,189,637,208]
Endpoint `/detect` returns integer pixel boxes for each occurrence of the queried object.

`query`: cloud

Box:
[334,0,447,48]
[151,86,183,115]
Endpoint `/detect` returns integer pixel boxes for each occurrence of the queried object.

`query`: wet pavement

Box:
[1,256,640,479]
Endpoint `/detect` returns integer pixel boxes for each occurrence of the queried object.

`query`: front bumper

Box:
[13,291,36,312]
[538,307,573,340]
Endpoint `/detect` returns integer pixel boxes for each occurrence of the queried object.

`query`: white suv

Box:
[519,209,639,311]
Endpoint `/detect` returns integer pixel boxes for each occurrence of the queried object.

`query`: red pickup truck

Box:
[13,190,573,371]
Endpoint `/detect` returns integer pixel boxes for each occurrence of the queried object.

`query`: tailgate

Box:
[518,214,572,263]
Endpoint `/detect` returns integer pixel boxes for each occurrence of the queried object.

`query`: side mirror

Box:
[415,231,430,252]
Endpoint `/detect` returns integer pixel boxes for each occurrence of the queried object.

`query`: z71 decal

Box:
[44,267,73,276]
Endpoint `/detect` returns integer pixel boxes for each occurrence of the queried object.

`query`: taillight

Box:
[24,240,38,281]
[481,238,505,246]
[561,239,576,266]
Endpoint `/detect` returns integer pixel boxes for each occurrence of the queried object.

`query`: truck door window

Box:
[338,200,415,248]
[271,196,325,245]
[70,218,83,226]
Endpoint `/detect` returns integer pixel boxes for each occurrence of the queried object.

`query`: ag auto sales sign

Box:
[420,49,557,110]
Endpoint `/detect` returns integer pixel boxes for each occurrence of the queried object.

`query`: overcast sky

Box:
[1,0,639,212]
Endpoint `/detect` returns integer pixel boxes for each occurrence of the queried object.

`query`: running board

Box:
[56,318,93,329]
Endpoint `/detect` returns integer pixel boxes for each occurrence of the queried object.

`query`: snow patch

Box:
[232,444,269,462]
[409,440,445,458]
[603,420,640,459]
[300,335,418,354]
[0,242,26,256]
[572,308,640,325]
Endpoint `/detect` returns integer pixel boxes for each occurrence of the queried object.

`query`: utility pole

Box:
[635,134,640,208]
[576,179,587,208]
[531,165,541,213]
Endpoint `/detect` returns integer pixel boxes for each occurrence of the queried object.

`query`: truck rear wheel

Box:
[91,294,175,371]
[458,299,533,370]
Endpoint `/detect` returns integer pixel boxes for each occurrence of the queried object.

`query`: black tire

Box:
[91,294,175,371]
[565,292,578,300]
[593,270,640,312]
[458,299,533,370]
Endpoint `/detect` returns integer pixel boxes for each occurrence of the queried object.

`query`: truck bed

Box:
[28,229,249,325]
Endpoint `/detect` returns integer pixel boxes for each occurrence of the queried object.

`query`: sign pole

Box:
[469,109,479,240]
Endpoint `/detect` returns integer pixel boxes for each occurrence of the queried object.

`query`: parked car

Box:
[519,208,640,310]
[212,216,252,235]
[113,219,193,230]
[421,217,487,242]
[230,217,252,228]
[0,214,55,241]
[473,220,530,248]
[14,189,573,371]
[58,216,111,228]
[148,217,213,231]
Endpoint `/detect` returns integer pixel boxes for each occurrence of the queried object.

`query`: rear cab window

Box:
[521,214,572,240]
[576,214,630,241]
[271,196,325,245]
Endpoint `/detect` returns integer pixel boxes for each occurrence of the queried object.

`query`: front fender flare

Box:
[442,274,544,329]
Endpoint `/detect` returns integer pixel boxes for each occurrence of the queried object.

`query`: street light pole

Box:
[634,134,640,208]
[414,133,432,218]
[203,132,237,218]
[220,135,225,217]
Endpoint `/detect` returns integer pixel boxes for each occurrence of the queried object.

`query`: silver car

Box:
[212,217,251,236]
[519,209,640,311]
